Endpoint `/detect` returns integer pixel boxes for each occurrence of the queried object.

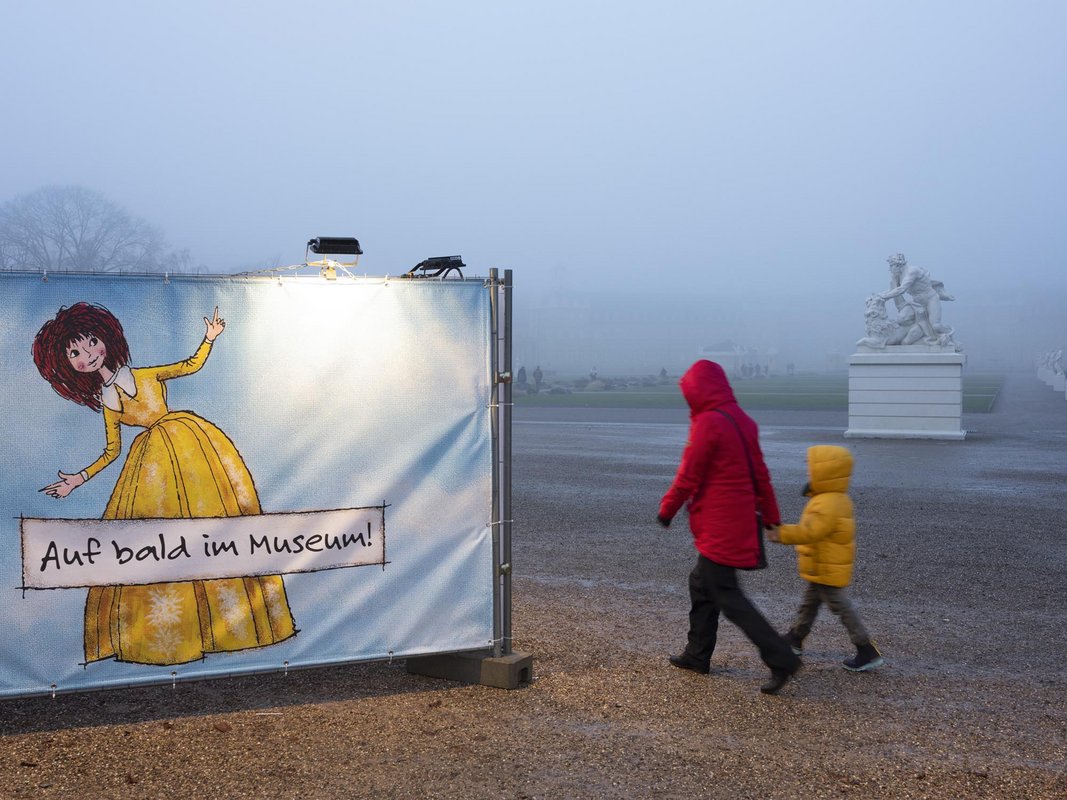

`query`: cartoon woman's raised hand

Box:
[204,306,226,342]
[40,470,86,499]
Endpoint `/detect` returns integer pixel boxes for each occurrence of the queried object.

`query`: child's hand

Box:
[764,525,781,543]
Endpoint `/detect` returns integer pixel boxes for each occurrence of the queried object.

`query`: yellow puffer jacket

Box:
[778,445,855,587]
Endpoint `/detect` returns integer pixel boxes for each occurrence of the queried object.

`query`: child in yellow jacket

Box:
[767,445,883,671]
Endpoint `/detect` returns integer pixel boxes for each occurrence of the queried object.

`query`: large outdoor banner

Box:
[0,272,495,697]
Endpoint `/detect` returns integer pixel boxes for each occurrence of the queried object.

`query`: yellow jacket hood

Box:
[808,445,852,494]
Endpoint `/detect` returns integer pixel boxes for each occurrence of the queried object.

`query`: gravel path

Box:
[2,372,1065,799]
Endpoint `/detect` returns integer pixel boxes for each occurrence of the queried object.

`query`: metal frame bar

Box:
[501,269,514,655]
[488,269,502,657]
[487,268,514,658]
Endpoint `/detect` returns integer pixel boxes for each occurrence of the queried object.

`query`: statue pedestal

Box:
[845,348,966,440]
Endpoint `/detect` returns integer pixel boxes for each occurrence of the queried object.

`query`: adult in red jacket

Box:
[658,360,801,694]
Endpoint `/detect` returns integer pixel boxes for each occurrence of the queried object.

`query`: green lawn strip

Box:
[515,374,1003,412]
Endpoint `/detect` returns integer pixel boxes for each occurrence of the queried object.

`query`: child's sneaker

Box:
[783,631,803,656]
[843,641,883,672]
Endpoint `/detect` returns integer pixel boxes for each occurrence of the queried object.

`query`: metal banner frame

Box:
[0,269,517,698]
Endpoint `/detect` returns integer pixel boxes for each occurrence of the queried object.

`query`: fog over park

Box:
[2,2,1065,373]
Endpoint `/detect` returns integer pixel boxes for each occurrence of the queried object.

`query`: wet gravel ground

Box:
[2,372,1065,799]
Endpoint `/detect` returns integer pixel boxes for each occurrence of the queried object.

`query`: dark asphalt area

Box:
[509,370,1066,796]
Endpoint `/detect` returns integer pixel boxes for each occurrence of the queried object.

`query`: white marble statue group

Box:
[857,253,961,351]
[1040,349,1064,375]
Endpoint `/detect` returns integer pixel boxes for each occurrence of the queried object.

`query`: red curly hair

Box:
[33,302,131,412]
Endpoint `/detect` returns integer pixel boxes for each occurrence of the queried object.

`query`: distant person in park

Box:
[767,445,883,672]
[517,365,527,386]
[657,359,802,695]
[533,365,543,390]
[660,367,668,379]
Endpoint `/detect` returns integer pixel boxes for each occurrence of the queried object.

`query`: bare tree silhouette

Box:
[0,185,191,273]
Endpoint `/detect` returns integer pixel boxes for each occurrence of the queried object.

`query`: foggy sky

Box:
[3,2,1066,366]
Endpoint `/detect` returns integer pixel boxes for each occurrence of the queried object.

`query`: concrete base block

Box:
[406,650,534,689]
[847,350,966,439]
[844,428,967,440]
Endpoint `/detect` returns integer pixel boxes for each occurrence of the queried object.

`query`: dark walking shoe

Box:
[760,667,798,695]
[783,631,803,656]
[668,653,710,675]
[843,641,884,672]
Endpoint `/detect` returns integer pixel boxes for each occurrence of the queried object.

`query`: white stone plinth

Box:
[846,349,966,440]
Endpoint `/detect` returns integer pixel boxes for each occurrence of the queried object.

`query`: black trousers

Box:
[685,554,800,673]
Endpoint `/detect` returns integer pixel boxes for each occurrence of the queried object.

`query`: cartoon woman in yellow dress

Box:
[33,302,296,666]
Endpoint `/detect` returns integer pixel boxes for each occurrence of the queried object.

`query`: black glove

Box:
[657,513,672,528]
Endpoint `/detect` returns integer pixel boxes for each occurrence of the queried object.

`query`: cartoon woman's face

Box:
[66,335,107,374]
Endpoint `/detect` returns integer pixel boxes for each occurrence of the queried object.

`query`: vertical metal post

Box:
[501,269,514,655]
[488,269,503,658]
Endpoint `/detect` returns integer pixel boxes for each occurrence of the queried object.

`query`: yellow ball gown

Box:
[80,339,296,666]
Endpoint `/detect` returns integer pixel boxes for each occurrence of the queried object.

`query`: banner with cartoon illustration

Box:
[0,272,494,697]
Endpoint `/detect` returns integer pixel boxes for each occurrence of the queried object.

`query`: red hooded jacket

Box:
[659,360,781,568]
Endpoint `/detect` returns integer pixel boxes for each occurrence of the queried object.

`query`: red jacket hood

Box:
[680,360,737,415]
[661,359,781,567]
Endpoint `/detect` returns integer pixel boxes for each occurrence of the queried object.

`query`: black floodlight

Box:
[404,255,465,279]
[307,236,363,256]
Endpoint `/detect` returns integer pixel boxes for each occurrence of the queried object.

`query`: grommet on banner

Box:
[42,270,48,283]
[388,650,394,664]
[50,683,57,699]
[283,660,289,676]
[171,671,177,689]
